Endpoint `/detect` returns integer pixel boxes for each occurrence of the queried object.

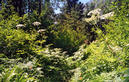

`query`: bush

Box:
[0,27,39,58]
[36,47,73,81]
[70,1,129,81]
[49,23,86,54]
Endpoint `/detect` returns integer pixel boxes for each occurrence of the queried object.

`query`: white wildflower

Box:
[32,21,41,26]
[62,51,67,54]
[23,61,33,68]
[85,15,100,23]
[85,9,102,23]
[124,74,129,77]
[37,29,46,33]
[114,47,122,51]
[26,61,33,67]
[99,12,114,20]
[71,68,81,81]
[109,45,122,52]
[85,8,114,23]
[36,67,42,71]
[16,24,25,29]
[126,44,129,46]
[41,48,50,54]
[54,21,58,25]
[92,40,98,43]
[24,73,28,78]
[87,8,102,16]
[85,15,97,22]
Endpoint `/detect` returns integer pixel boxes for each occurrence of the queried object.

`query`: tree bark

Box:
[38,0,42,15]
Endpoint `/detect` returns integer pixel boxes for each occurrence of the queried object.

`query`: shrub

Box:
[49,23,86,54]
[70,1,129,80]
[36,47,73,81]
[0,27,39,58]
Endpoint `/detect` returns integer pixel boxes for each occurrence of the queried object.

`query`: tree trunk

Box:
[38,0,42,15]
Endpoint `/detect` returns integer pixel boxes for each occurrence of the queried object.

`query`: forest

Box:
[0,0,129,82]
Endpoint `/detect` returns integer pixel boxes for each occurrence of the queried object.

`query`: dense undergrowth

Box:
[0,0,129,82]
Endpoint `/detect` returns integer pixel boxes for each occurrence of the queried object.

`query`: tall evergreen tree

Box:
[5,0,25,16]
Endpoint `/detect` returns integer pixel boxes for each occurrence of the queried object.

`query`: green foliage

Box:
[0,0,129,82]
[0,14,22,29]
[0,12,48,58]
[70,0,129,81]
[0,1,73,81]
[22,9,53,31]
[52,26,85,54]
[0,47,73,82]
[0,57,45,82]
[0,2,15,20]
[36,48,73,81]
[49,14,86,54]
[0,66,35,82]
[0,27,39,58]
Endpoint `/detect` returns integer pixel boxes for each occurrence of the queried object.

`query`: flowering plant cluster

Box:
[85,8,114,23]
[32,21,41,26]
